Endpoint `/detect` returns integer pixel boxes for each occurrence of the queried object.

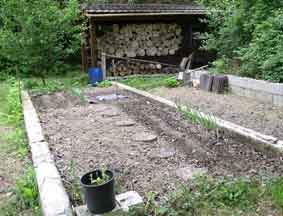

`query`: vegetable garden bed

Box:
[31,86,283,215]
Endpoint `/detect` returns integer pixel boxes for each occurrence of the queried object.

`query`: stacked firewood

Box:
[97,23,183,58]
[107,60,178,77]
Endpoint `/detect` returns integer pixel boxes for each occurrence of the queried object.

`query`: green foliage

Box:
[23,69,88,94]
[90,171,110,186]
[97,80,112,88]
[0,0,82,78]
[129,176,283,215]
[164,77,180,88]
[119,75,178,90]
[14,167,39,210]
[200,0,283,83]
[238,10,283,82]
[0,79,40,215]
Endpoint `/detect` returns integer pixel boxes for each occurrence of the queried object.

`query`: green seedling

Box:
[90,170,110,186]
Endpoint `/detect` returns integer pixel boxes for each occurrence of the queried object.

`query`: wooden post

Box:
[188,24,193,49]
[81,42,87,73]
[89,18,97,67]
[101,52,106,80]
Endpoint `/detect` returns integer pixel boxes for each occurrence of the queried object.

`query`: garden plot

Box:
[32,87,283,206]
[149,86,283,140]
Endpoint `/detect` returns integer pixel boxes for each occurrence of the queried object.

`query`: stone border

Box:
[190,70,283,107]
[22,91,73,216]
[113,82,283,153]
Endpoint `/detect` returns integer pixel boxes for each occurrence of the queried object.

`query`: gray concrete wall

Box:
[190,70,283,107]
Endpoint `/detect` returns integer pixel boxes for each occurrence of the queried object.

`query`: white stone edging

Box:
[22,91,73,216]
[113,82,283,153]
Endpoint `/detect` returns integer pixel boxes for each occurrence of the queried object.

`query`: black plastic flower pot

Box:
[81,170,116,214]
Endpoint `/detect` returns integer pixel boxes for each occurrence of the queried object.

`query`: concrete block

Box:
[22,90,73,216]
[116,191,143,211]
[273,95,283,106]
[254,91,273,103]
[30,141,54,167]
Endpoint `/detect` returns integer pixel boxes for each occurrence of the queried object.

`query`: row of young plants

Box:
[0,78,41,216]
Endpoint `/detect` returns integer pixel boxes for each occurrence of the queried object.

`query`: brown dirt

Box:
[33,87,283,207]
[149,86,283,140]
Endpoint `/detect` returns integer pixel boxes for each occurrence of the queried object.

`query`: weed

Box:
[70,87,86,103]
[129,175,282,215]
[97,80,112,88]
[179,105,218,131]
[266,177,283,209]
[66,160,83,205]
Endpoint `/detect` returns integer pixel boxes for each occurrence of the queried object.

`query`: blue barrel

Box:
[88,67,103,86]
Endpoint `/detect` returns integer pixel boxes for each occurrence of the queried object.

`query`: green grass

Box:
[22,69,88,94]
[119,75,181,90]
[129,175,283,216]
[0,79,41,215]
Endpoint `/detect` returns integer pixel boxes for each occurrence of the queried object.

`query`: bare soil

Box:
[33,87,283,206]
[149,86,283,140]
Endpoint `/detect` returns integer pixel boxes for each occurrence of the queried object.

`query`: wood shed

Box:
[81,3,208,75]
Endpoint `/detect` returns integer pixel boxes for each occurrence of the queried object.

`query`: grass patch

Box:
[97,80,112,88]
[129,176,283,216]
[0,79,41,215]
[119,75,181,90]
[23,69,88,94]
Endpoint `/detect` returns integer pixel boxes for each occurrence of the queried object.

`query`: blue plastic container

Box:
[88,67,103,86]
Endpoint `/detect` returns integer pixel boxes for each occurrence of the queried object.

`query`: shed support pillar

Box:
[89,18,98,67]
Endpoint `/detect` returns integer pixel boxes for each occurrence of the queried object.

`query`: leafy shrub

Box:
[200,0,283,83]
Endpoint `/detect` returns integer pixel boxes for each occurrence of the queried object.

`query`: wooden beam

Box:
[89,18,97,67]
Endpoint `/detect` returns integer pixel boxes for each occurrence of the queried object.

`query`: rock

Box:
[150,147,176,159]
[102,111,120,118]
[132,133,157,142]
[115,120,136,127]
[176,166,207,181]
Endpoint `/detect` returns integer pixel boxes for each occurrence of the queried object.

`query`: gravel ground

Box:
[33,87,283,206]
[149,86,283,140]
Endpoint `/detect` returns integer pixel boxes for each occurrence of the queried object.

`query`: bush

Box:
[0,0,82,79]
[200,0,283,83]
[238,10,283,82]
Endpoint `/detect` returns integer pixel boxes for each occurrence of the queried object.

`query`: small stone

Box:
[176,166,207,181]
[132,133,158,142]
[115,120,136,127]
[102,112,120,118]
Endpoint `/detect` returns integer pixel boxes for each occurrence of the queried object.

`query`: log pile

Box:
[107,59,178,77]
[97,23,183,58]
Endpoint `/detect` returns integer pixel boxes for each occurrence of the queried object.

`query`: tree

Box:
[0,0,82,82]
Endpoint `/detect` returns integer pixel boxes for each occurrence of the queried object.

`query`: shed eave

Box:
[85,11,207,18]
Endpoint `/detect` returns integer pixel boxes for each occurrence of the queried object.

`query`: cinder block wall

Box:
[190,70,283,107]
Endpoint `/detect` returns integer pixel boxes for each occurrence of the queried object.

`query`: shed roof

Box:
[84,3,206,17]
